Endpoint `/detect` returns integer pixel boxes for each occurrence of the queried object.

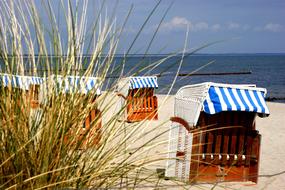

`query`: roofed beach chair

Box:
[0,73,43,109]
[42,75,102,148]
[165,82,270,184]
[117,76,158,122]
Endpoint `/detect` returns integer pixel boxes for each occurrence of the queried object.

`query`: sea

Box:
[107,54,285,100]
[1,54,285,101]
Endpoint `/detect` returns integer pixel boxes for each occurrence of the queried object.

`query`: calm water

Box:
[1,54,285,99]
[111,54,285,99]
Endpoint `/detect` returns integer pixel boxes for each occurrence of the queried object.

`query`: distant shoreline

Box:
[2,53,285,58]
[265,97,285,103]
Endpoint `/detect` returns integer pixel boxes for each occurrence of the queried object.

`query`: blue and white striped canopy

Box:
[0,74,43,90]
[49,75,101,95]
[203,85,270,115]
[129,76,158,89]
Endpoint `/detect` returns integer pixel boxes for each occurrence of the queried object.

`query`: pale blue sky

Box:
[32,0,285,54]
[113,0,285,54]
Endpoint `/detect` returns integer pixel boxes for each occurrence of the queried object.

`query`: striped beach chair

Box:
[117,76,158,122]
[0,73,43,109]
[43,75,102,148]
[165,82,270,183]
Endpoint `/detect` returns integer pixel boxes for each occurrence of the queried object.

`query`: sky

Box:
[28,0,285,54]
[110,0,285,54]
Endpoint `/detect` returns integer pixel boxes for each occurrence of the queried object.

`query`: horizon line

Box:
[3,52,285,57]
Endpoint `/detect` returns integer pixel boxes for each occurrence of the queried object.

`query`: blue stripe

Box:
[146,78,152,87]
[141,78,146,87]
[203,100,210,113]
[245,89,258,112]
[228,88,242,110]
[254,91,266,113]
[144,78,149,87]
[209,87,223,113]
[16,77,20,87]
[236,89,250,112]
[150,77,157,88]
[4,75,9,85]
[135,78,140,88]
[75,78,79,91]
[140,78,145,87]
[132,78,137,89]
[90,80,95,90]
[11,77,16,87]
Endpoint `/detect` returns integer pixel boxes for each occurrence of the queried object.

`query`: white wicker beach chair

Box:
[166,82,270,183]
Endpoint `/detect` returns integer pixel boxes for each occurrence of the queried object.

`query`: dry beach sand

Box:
[102,93,285,189]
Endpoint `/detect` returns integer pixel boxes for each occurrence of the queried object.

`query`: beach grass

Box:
[0,1,179,189]
[0,1,231,189]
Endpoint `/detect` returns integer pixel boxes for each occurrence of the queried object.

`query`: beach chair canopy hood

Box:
[175,82,270,126]
[129,76,158,89]
[117,76,158,96]
[0,73,43,90]
[203,85,269,115]
[44,75,101,95]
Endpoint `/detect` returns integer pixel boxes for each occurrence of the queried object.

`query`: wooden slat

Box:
[214,130,222,165]
[91,110,96,121]
[133,97,137,112]
[200,130,206,162]
[212,113,223,165]
[135,97,139,112]
[28,84,40,109]
[222,130,229,166]
[126,89,158,122]
[143,96,147,112]
[138,97,141,112]
[84,114,90,131]
[150,96,154,111]
[206,132,214,163]
[198,114,207,162]
[229,129,237,166]
[153,96,158,119]
[229,113,235,164]
[249,132,261,183]
[93,110,102,146]
[139,97,142,112]
[237,128,245,166]
[147,96,150,111]
[245,135,253,166]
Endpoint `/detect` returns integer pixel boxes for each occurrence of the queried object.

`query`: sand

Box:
[102,93,285,189]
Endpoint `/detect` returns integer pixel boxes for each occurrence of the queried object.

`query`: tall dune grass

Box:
[0,0,179,189]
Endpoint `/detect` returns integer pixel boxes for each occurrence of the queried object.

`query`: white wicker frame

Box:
[166,82,266,181]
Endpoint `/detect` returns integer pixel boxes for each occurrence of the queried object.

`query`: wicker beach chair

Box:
[116,76,158,122]
[165,82,270,183]
[42,75,102,148]
[0,73,43,109]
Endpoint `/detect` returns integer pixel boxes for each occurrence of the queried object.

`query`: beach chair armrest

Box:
[170,116,194,132]
[117,93,127,100]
